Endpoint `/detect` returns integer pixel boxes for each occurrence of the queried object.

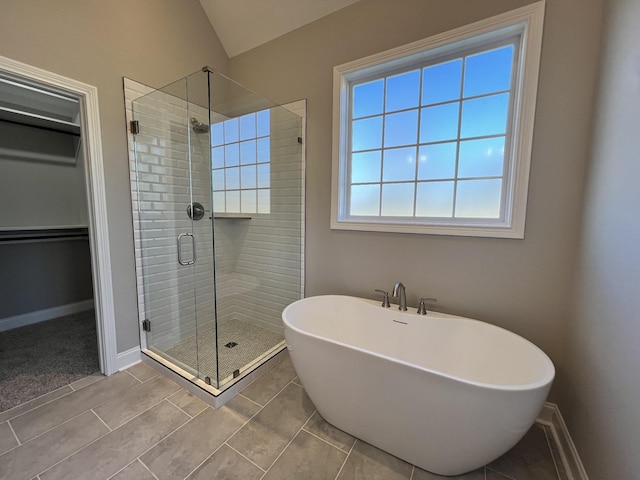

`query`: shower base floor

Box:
[163,319,284,386]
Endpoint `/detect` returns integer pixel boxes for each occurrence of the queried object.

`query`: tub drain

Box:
[225,341,238,348]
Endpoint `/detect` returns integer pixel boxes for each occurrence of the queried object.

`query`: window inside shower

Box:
[211,109,271,214]
[125,70,304,393]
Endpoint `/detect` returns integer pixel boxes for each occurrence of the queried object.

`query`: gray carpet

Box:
[164,318,284,386]
[0,310,100,412]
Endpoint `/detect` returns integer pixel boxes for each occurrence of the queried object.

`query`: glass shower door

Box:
[132,78,206,381]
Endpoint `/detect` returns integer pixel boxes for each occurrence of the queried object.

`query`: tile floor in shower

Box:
[0,352,567,480]
[163,318,284,384]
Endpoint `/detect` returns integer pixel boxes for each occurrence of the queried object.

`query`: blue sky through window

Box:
[211,109,271,213]
[349,43,514,218]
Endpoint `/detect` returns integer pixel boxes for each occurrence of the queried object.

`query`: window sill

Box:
[330,218,524,239]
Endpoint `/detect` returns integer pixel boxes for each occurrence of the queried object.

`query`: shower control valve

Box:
[374,289,391,308]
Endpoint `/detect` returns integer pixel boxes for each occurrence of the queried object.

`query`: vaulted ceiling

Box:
[198,0,360,58]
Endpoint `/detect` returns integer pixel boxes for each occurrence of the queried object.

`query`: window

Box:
[331,2,545,238]
[211,109,270,214]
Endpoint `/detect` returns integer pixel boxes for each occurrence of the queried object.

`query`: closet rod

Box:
[0,228,89,244]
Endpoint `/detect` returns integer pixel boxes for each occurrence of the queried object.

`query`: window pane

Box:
[213,191,225,212]
[241,189,257,213]
[352,116,383,151]
[257,137,270,163]
[351,150,381,183]
[461,93,509,138]
[257,109,270,137]
[418,143,457,180]
[455,179,502,218]
[382,147,416,182]
[212,146,225,169]
[225,167,240,190]
[384,110,418,148]
[458,137,505,178]
[212,169,225,191]
[464,45,514,97]
[211,122,224,147]
[239,113,256,140]
[241,165,257,189]
[422,59,463,105]
[225,143,239,166]
[240,140,256,165]
[257,163,270,188]
[353,79,384,119]
[257,189,270,213]
[385,70,420,112]
[416,181,454,217]
[226,190,240,213]
[350,184,380,216]
[420,103,459,143]
[381,183,415,216]
[224,118,239,143]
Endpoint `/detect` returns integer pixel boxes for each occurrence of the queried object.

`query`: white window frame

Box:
[331,1,545,238]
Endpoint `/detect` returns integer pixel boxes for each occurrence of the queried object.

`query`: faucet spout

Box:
[392,282,407,311]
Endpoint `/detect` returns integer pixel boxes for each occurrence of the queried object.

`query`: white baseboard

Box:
[116,345,141,371]
[0,299,95,332]
[537,402,589,480]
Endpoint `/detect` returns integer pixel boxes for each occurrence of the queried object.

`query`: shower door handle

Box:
[177,233,196,266]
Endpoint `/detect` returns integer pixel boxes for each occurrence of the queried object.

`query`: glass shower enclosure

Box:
[130,67,303,393]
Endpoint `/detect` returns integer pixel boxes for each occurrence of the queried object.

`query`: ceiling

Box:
[198,0,360,58]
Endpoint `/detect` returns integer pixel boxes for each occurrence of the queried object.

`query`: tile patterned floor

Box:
[0,354,567,480]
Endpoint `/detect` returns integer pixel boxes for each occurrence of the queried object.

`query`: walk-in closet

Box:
[0,75,99,412]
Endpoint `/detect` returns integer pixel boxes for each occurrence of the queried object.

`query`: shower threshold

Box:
[141,341,287,408]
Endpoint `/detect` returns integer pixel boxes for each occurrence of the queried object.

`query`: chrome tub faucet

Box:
[392,282,407,311]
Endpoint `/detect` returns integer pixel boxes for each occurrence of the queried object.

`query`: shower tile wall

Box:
[125,78,304,353]
[215,101,305,334]
[125,79,215,351]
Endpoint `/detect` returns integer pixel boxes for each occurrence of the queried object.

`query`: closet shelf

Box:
[0,106,80,136]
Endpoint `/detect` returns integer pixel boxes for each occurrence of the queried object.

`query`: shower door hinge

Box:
[142,319,151,332]
[130,120,140,134]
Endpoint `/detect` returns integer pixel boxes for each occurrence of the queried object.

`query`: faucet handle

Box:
[417,297,437,315]
[374,289,391,308]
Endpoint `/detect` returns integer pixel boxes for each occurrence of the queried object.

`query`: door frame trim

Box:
[0,55,118,375]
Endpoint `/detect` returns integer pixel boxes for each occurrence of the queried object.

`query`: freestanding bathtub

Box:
[282,295,555,476]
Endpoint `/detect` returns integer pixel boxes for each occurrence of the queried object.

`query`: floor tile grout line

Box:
[91,408,113,432]
[259,421,310,480]
[6,419,20,446]
[3,406,100,456]
[123,369,145,383]
[224,442,268,473]
[301,425,352,455]
[232,376,298,432]
[35,397,187,479]
[3,371,138,437]
[165,397,197,419]
[105,458,141,480]
[260,406,318,480]
[486,466,518,480]
[180,441,234,480]
[409,465,415,480]
[0,385,77,423]
[333,436,357,480]
[138,457,161,480]
[238,392,265,408]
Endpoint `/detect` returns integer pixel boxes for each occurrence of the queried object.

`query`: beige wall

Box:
[229,0,604,382]
[560,0,640,477]
[0,0,229,352]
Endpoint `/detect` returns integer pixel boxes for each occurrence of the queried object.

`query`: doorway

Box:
[0,55,118,411]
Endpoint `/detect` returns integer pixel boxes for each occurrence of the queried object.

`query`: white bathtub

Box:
[282,295,555,476]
